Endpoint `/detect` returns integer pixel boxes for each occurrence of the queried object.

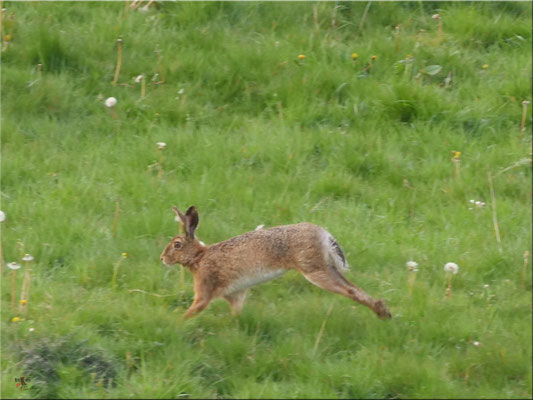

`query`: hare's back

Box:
[208,222,325,261]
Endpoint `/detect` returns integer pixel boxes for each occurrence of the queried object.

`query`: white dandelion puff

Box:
[406,261,419,272]
[7,262,21,270]
[105,97,117,108]
[444,262,459,274]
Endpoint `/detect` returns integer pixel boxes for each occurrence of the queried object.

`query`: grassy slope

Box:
[1,1,532,398]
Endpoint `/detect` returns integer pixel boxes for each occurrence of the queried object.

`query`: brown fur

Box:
[160,206,391,320]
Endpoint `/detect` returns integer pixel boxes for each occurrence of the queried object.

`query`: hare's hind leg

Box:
[302,266,391,320]
[223,289,247,316]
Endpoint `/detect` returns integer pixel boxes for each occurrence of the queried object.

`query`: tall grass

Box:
[1,1,532,398]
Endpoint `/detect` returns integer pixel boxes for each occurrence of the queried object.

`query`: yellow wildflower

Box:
[371,55,377,60]
[351,53,359,60]
[298,54,306,60]
[482,64,488,69]
[11,317,21,322]
[19,299,27,305]
[121,252,128,258]
[452,151,461,159]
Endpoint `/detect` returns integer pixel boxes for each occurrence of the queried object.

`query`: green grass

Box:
[1,1,532,398]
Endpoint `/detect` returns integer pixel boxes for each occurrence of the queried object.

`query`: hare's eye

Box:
[173,241,182,249]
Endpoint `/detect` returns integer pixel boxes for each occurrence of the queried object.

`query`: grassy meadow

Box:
[1,1,532,398]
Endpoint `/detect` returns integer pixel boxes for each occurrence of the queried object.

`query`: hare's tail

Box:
[323,230,349,271]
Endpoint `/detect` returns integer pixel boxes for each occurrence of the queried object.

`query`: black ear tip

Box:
[186,206,197,216]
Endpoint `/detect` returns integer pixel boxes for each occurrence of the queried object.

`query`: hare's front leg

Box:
[184,279,214,319]
[184,296,212,319]
[223,290,247,316]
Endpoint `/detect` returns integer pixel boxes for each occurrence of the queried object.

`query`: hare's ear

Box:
[172,206,187,232]
[185,206,199,239]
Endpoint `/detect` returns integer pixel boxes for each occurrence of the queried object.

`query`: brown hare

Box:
[160,206,391,320]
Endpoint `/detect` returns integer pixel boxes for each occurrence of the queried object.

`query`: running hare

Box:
[160,206,391,320]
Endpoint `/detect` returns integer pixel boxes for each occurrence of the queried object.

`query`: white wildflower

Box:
[444,262,459,274]
[473,341,480,347]
[156,142,166,150]
[135,74,144,83]
[0,210,5,222]
[406,261,419,272]
[255,224,265,231]
[7,262,21,270]
[22,254,34,262]
[105,97,117,108]
[177,88,185,95]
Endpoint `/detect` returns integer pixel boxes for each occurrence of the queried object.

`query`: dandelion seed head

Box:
[105,97,117,108]
[444,262,459,274]
[406,261,419,271]
[7,262,21,270]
